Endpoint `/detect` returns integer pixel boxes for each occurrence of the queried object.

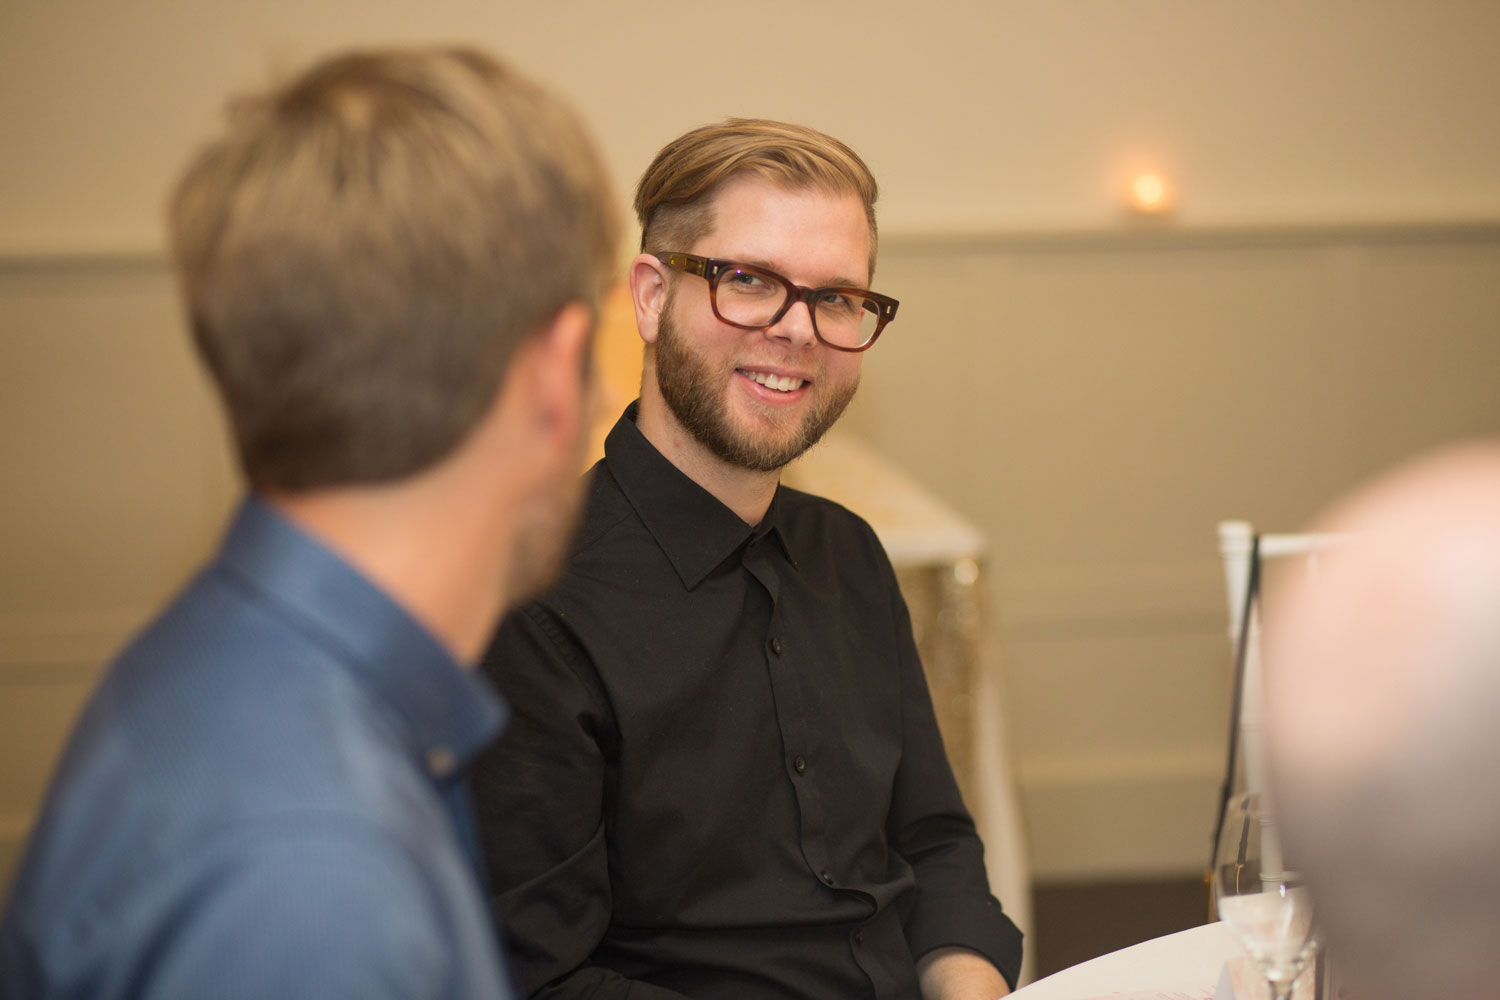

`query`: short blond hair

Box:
[170,46,619,490]
[634,118,879,275]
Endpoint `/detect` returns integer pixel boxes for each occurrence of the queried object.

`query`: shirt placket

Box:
[743,536,897,999]
[742,541,851,897]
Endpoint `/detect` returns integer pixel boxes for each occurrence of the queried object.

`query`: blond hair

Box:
[634,118,878,274]
[170,46,619,489]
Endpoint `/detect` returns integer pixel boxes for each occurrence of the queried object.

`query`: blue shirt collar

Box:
[217,496,507,780]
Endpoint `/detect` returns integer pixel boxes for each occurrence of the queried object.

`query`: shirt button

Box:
[425,746,457,779]
[770,637,784,655]
[793,755,807,774]
[820,870,835,886]
[854,928,865,944]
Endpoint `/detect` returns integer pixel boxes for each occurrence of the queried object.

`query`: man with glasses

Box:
[470,119,1022,1000]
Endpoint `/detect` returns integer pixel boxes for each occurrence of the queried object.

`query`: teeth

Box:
[740,369,806,393]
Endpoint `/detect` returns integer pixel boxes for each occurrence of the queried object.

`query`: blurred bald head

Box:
[1266,441,1500,1000]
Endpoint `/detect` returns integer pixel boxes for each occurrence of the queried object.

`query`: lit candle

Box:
[1128,172,1174,214]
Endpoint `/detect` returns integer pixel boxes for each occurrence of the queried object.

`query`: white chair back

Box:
[1217,521,1344,799]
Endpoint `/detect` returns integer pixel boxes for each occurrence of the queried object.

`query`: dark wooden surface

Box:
[1032,877,1210,979]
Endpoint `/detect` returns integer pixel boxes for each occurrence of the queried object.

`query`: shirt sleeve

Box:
[875,537,1025,989]
[470,606,690,1000]
[143,829,509,1000]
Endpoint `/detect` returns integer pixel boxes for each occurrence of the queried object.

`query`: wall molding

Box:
[1,811,34,901]
[991,561,1228,641]
[1019,751,1224,882]
[882,219,1500,256]
[6,218,1500,273]
[990,566,1232,880]
[1017,749,1224,789]
[0,609,148,679]
[0,248,166,274]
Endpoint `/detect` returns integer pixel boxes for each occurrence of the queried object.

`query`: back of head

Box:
[634,118,879,275]
[1266,441,1500,1000]
[171,46,619,490]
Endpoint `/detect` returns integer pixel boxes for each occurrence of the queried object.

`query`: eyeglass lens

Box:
[714,266,882,349]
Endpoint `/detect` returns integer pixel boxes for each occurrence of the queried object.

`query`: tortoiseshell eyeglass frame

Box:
[654,252,899,352]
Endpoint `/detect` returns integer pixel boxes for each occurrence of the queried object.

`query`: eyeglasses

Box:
[655,252,898,352]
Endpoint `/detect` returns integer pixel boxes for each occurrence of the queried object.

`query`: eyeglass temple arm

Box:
[656,252,708,278]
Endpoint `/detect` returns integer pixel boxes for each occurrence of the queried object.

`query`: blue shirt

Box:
[1,498,517,999]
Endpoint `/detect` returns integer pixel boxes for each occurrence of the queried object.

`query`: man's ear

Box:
[628,252,669,346]
[523,301,596,448]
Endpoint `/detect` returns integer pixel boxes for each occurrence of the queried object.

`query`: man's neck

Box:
[634,397,781,526]
[266,478,514,666]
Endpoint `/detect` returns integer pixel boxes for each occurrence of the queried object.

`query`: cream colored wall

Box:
[847,228,1500,879]
[4,0,1500,898]
[0,260,239,892]
[6,1,1500,253]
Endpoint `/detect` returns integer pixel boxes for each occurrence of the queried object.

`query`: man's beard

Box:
[653,305,859,473]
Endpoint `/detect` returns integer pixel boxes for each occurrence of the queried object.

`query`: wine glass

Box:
[1213,790,1318,1000]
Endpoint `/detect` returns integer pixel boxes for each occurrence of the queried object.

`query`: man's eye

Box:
[819,291,859,314]
[727,270,768,288]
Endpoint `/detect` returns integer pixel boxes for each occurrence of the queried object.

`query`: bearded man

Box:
[470,119,1023,1000]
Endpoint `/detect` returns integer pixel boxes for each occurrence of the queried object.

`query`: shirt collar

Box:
[217,496,507,782]
[604,402,796,589]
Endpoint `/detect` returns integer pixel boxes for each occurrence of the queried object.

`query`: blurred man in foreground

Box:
[1266,442,1500,1000]
[470,119,1021,1000]
[0,47,618,998]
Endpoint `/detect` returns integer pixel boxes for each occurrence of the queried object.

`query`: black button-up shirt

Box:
[472,405,1022,999]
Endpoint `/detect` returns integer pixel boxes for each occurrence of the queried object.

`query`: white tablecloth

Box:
[1013,922,1240,999]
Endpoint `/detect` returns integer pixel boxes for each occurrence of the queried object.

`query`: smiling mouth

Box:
[737,369,807,393]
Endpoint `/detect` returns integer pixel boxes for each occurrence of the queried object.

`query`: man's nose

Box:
[765,297,817,349]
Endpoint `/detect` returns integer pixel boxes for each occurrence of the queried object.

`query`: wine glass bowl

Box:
[1213,791,1318,1000]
